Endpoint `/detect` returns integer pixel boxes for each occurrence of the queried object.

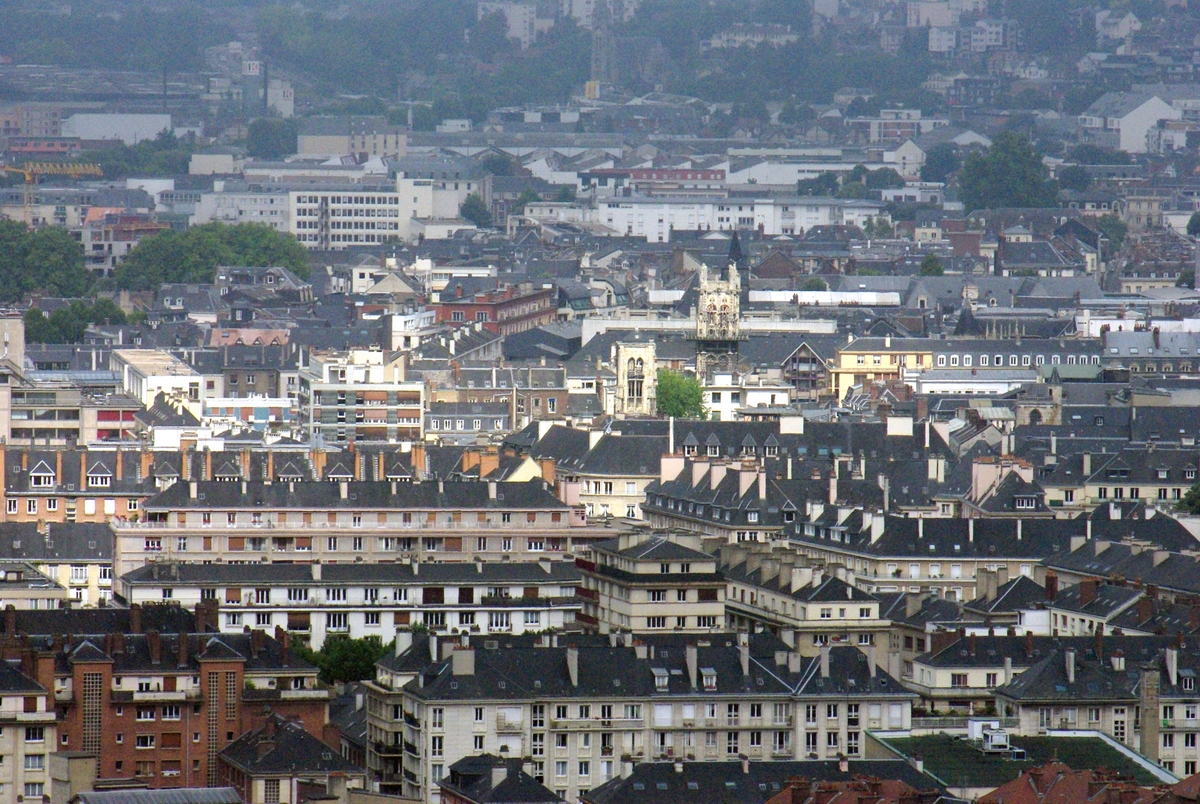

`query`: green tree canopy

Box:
[1057,165,1092,193]
[0,221,91,302]
[801,277,828,291]
[1096,213,1128,256]
[656,370,706,419]
[459,193,493,228]
[1188,212,1200,238]
[113,222,310,292]
[515,188,542,210]
[920,143,960,184]
[919,253,944,276]
[1069,144,1132,165]
[959,132,1057,212]
[247,119,298,159]
[1180,483,1200,515]
[294,635,390,685]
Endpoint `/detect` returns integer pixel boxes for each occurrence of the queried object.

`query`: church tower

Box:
[692,255,745,376]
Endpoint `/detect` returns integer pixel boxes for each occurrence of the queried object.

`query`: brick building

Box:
[436,283,557,336]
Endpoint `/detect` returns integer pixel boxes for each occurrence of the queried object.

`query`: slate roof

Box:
[966,575,1047,615]
[441,755,563,804]
[1045,540,1200,598]
[219,712,363,775]
[141,478,570,512]
[0,522,112,561]
[71,790,244,804]
[591,535,711,562]
[583,760,944,804]
[122,560,580,586]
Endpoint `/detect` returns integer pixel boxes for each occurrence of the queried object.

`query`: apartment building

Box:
[2,448,154,525]
[0,652,57,801]
[119,559,581,650]
[0,522,115,607]
[111,349,204,413]
[829,337,1102,399]
[365,633,914,804]
[0,562,69,609]
[289,185,404,249]
[435,283,557,337]
[575,533,724,633]
[720,545,889,656]
[113,478,593,576]
[297,348,424,444]
[25,624,328,790]
[995,637,1194,772]
[643,455,786,544]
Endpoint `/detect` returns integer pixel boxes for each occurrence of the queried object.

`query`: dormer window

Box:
[1187,468,1197,481]
[707,445,719,457]
[1015,496,1036,510]
[653,669,669,691]
[1158,469,1169,480]
[702,669,717,691]
[30,473,54,488]
[89,474,111,488]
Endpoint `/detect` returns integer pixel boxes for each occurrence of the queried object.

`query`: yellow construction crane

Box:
[1,162,104,225]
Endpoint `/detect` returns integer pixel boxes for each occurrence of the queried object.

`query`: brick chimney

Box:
[147,630,162,665]
[129,603,143,634]
[177,633,189,668]
[1045,570,1058,601]
[1080,578,1098,606]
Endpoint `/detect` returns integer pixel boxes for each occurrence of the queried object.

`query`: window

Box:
[26,726,44,742]
[24,754,44,770]
[431,736,444,757]
[647,616,666,628]
[136,734,156,749]
[163,705,180,720]
[555,761,568,778]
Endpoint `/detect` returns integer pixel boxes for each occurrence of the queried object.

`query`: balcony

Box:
[771,746,792,758]
[373,741,404,757]
[496,715,524,733]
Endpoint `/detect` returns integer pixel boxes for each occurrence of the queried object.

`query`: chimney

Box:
[1138,595,1154,624]
[3,604,14,635]
[491,765,508,790]
[866,645,877,678]
[739,642,750,677]
[79,452,86,490]
[1065,647,1076,684]
[1166,646,1179,687]
[130,603,143,634]
[1004,656,1013,685]
[429,634,439,663]
[1080,578,1098,606]
[686,644,698,688]
[839,754,849,774]
[451,648,475,676]
[148,630,162,665]
[250,629,264,660]
[1045,571,1058,601]
[395,628,413,657]
[177,633,189,667]
[1024,630,1034,658]
[280,630,290,666]
[742,756,750,775]
[1083,452,1092,476]
[567,647,579,687]
[820,645,830,678]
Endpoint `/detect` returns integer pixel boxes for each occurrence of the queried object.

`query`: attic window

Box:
[89,474,111,488]
[653,669,669,690]
[702,668,717,691]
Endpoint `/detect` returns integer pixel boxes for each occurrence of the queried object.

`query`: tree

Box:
[863,217,895,239]
[294,635,390,684]
[656,370,706,419]
[1069,144,1131,165]
[959,132,1057,212]
[247,118,297,159]
[1096,213,1128,256]
[866,167,906,190]
[1057,165,1092,193]
[553,185,576,203]
[114,222,310,291]
[515,188,542,210]
[0,221,90,302]
[459,193,492,228]
[1180,483,1200,515]
[801,277,828,291]
[482,153,516,176]
[919,253,944,276]
[798,172,840,196]
[1188,212,1200,238]
[920,143,960,184]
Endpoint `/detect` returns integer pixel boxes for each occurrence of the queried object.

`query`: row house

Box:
[119,559,581,650]
[113,478,594,576]
[436,283,557,337]
[0,651,57,801]
[0,522,115,607]
[366,633,914,804]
